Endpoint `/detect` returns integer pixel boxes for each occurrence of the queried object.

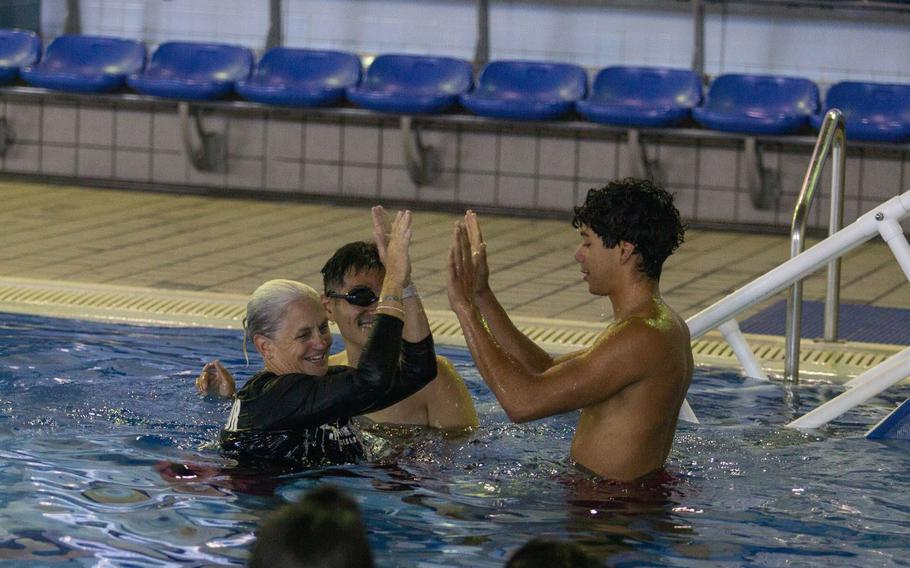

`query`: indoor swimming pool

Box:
[0,312,908,567]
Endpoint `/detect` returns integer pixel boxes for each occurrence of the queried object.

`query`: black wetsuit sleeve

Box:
[361,330,437,414]
[235,314,436,431]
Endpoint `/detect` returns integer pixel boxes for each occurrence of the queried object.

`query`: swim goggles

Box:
[326,286,379,307]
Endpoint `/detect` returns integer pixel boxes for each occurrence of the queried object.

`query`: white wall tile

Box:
[458,173,496,206]
[672,186,698,223]
[737,192,781,227]
[658,144,697,188]
[226,158,263,189]
[499,135,537,175]
[228,117,265,158]
[699,147,739,190]
[343,125,380,166]
[187,163,225,188]
[538,137,577,178]
[698,189,737,223]
[536,179,576,212]
[3,142,40,173]
[861,155,903,201]
[341,165,379,198]
[266,120,303,161]
[41,146,77,176]
[78,108,115,147]
[381,126,405,168]
[266,160,301,192]
[460,132,498,173]
[151,152,188,185]
[578,140,616,181]
[415,176,457,203]
[303,163,340,195]
[116,110,152,149]
[153,112,182,152]
[305,121,342,162]
[6,103,41,143]
[496,175,535,209]
[421,129,459,174]
[77,148,113,178]
[43,106,77,144]
[379,167,418,201]
[115,150,150,182]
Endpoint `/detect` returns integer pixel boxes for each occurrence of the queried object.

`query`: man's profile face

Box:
[574,225,620,295]
[324,267,384,350]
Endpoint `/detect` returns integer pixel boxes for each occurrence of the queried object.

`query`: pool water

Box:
[0,312,909,567]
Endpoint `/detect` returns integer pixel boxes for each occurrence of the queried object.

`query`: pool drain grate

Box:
[0,276,901,382]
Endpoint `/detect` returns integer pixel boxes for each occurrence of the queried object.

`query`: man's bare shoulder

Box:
[410,355,462,399]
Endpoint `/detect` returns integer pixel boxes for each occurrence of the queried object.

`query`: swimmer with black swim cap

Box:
[447,178,693,482]
[220,209,438,467]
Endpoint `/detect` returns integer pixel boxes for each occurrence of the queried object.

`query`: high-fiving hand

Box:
[372,205,412,287]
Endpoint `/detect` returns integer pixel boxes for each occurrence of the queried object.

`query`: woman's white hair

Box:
[243,279,321,364]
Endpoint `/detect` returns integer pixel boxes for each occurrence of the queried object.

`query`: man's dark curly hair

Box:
[321,241,384,293]
[571,178,685,280]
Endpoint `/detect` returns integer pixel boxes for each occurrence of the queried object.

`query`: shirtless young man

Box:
[198,213,477,431]
[446,178,693,481]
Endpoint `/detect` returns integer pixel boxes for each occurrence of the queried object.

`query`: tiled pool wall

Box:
[1,96,907,231]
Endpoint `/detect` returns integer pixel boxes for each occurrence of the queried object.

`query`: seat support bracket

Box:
[745,137,781,209]
[401,116,442,186]
[0,117,14,157]
[179,103,226,173]
[627,129,662,184]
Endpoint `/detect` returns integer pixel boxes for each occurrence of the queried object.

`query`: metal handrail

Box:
[784,109,846,381]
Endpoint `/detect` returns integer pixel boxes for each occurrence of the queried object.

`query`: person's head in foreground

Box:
[505,537,606,568]
[244,279,332,376]
[249,485,374,568]
[571,177,685,293]
[321,241,384,351]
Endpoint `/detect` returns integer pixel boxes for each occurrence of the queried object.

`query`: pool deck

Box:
[1,180,907,375]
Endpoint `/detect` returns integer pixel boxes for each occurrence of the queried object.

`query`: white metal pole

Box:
[679,399,699,424]
[787,360,910,429]
[718,319,768,380]
[844,345,910,389]
[878,217,910,282]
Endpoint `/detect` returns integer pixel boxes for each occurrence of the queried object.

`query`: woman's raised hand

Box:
[371,205,392,264]
[375,207,412,287]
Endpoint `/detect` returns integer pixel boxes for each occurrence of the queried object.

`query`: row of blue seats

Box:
[2,29,909,143]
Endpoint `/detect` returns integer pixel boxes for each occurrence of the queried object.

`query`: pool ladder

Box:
[685,109,910,428]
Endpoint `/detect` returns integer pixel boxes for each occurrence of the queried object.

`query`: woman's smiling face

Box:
[259,296,333,376]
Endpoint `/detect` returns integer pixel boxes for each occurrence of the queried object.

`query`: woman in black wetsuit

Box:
[220,210,437,468]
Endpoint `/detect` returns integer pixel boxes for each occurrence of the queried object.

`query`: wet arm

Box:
[453,304,648,423]
[474,289,556,373]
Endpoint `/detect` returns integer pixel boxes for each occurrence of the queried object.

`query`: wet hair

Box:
[249,485,374,568]
[320,241,384,293]
[243,279,321,364]
[505,538,606,568]
[571,177,685,281]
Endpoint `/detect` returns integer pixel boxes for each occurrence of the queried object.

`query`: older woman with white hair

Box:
[220,210,437,467]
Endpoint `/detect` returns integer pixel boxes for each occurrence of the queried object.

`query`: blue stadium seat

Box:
[127,42,253,100]
[576,66,702,127]
[693,74,819,135]
[0,29,41,85]
[236,48,361,107]
[460,60,587,121]
[20,35,145,93]
[346,54,472,114]
[811,82,910,143]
